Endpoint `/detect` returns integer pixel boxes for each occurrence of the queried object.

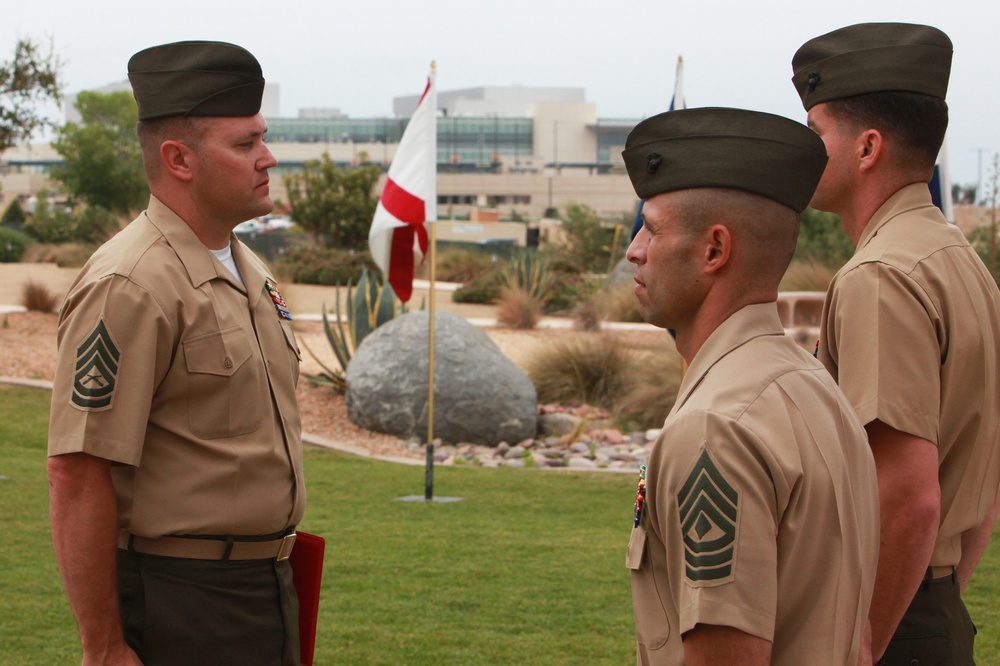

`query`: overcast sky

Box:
[5,0,999,189]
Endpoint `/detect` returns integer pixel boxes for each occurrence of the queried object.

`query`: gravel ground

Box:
[0,312,424,460]
[0,309,666,462]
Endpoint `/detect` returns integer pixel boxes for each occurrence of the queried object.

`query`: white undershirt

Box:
[210,243,245,288]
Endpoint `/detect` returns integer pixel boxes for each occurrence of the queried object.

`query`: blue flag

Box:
[928,139,954,222]
[632,56,686,240]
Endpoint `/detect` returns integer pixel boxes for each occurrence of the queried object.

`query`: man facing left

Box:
[47,41,305,666]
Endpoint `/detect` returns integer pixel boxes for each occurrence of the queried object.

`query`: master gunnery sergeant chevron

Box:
[622,108,880,665]
[792,23,1000,666]
[46,41,305,666]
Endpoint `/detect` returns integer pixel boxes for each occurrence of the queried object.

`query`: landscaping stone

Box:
[346,311,537,445]
[537,411,582,436]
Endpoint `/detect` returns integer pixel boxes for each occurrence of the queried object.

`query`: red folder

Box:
[289,531,326,666]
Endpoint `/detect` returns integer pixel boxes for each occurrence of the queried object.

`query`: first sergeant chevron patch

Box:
[677,448,739,584]
[71,318,121,411]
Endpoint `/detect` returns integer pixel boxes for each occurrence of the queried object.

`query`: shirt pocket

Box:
[628,524,672,650]
[183,326,264,439]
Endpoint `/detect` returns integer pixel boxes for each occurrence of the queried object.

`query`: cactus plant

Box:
[499,249,555,303]
[302,267,409,391]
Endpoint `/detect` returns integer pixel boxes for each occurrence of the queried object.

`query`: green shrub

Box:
[22,193,76,244]
[73,205,122,244]
[795,207,854,269]
[552,203,630,274]
[543,270,601,314]
[434,247,494,283]
[452,275,501,304]
[1,199,26,228]
[0,227,32,262]
[274,245,378,285]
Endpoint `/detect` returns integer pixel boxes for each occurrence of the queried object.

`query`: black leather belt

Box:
[118,529,297,561]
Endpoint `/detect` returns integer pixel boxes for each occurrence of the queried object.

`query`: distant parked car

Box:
[235,215,294,235]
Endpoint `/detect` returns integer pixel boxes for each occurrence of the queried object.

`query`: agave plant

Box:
[499,249,555,303]
[302,267,408,391]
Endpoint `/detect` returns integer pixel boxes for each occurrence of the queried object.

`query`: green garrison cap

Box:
[128,41,265,120]
[622,108,828,214]
[792,23,952,110]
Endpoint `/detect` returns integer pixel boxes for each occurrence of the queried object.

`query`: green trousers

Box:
[117,549,300,666]
[879,572,976,666]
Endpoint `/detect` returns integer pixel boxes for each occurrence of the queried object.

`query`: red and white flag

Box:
[369,65,438,302]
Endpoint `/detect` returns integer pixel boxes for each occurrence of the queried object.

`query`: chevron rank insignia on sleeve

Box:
[71,318,121,411]
[677,448,739,583]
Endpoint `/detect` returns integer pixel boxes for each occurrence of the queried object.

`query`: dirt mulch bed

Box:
[1,310,666,461]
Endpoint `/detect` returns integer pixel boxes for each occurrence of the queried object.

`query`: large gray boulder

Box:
[345,311,537,445]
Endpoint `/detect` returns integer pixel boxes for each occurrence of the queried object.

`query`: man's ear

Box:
[159,140,195,182]
[703,223,731,275]
[857,128,884,173]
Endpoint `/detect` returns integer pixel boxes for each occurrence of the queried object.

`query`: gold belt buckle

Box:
[276,532,297,561]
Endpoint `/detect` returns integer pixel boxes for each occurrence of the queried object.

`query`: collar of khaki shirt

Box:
[857,182,946,250]
[671,302,786,415]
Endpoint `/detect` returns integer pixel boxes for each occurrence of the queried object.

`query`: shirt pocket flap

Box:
[183,327,253,377]
[626,525,647,570]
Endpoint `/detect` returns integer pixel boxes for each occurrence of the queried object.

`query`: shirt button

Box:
[224,357,233,369]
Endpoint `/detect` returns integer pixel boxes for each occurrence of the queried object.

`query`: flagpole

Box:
[425,61,438,501]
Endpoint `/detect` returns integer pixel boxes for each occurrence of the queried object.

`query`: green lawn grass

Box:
[2,383,999,665]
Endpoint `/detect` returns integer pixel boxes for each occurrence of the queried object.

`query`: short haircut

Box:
[825,91,948,169]
[674,188,800,289]
[135,116,212,180]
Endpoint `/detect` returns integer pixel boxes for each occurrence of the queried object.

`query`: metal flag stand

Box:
[396,223,462,503]
[395,62,462,504]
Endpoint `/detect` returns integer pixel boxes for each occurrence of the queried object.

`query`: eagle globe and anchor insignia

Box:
[72,318,121,410]
[677,448,739,582]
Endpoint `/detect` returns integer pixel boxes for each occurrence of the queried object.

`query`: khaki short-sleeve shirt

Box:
[48,196,305,538]
[818,183,1000,567]
[628,303,879,665]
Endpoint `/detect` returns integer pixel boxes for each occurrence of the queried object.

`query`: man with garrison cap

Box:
[792,23,1000,664]
[47,41,305,665]
[622,107,879,665]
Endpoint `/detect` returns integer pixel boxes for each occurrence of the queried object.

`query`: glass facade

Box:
[266,117,407,145]
[438,117,534,168]
[594,119,634,164]
[265,115,636,172]
[267,116,534,171]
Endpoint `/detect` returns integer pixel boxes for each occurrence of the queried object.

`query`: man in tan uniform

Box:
[47,41,305,666]
[792,23,1000,665]
[623,108,879,665]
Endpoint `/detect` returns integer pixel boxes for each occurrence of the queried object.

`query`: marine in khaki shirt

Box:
[818,183,1000,574]
[48,195,305,537]
[620,107,879,664]
[629,303,878,665]
[46,41,306,666]
[793,23,1000,662]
